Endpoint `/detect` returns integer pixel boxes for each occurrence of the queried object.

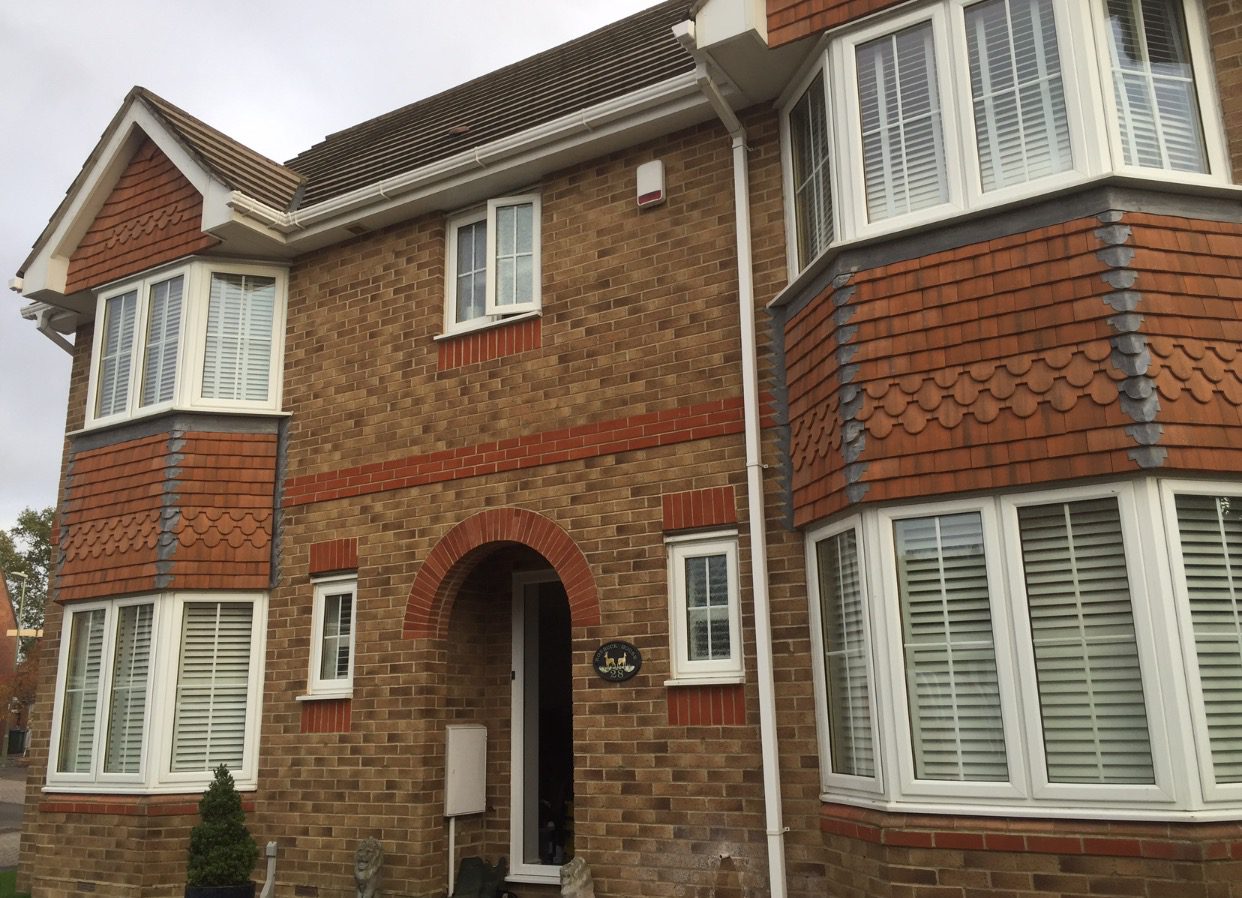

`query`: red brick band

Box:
[437,316,542,370]
[39,795,256,817]
[300,698,352,733]
[667,683,746,726]
[404,507,600,638]
[309,538,358,575]
[662,486,738,532]
[285,397,747,507]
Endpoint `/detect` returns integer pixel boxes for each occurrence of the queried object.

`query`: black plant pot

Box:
[185,884,256,898]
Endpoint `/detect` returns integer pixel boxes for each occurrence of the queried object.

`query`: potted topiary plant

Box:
[186,765,259,898]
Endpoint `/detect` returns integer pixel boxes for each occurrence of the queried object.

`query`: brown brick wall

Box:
[1208,1,1242,181]
[65,137,217,294]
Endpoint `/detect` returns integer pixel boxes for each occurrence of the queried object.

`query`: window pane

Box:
[493,202,534,309]
[319,591,353,681]
[96,290,138,418]
[57,609,107,774]
[857,22,948,221]
[202,273,276,402]
[895,512,1008,781]
[140,275,183,407]
[455,220,487,324]
[171,602,254,772]
[1175,493,1242,783]
[789,74,834,265]
[966,0,1072,190]
[686,554,731,661]
[104,603,154,774]
[1018,498,1154,784]
[1105,0,1207,172]
[817,529,875,778]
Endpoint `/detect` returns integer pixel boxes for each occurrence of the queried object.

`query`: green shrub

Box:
[186,765,259,887]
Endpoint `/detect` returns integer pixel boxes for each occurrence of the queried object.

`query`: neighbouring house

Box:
[9,0,1242,896]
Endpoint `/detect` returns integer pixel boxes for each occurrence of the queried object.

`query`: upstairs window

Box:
[445,195,541,335]
[85,261,286,428]
[782,0,1226,273]
[308,576,357,698]
[666,532,743,682]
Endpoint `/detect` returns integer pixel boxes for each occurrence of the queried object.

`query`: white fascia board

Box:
[228,72,709,247]
[21,102,228,302]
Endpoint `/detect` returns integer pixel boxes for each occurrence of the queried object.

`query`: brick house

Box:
[10,1,1242,897]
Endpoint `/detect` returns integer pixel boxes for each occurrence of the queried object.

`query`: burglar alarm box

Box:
[636,159,666,208]
[445,724,487,816]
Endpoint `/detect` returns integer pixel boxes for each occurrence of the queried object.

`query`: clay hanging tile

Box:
[1025,359,1057,395]
[974,393,1001,424]
[1010,386,1040,420]
[990,367,1018,400]
[898,404,928,436]
[1087,377,1118,406]
[1048,382,1078,413]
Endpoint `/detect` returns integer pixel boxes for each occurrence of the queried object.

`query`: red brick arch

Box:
[402,507,600,638]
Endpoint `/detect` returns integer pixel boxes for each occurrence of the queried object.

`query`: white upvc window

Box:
[781,0,1227,274]
[307,575,357,698]
[47,592,267,793]
[805,478,1242,818]
[666,531,743,683]
[84,260,287,428]
[444,195,541,335]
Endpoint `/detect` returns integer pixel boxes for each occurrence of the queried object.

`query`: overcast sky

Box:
[0,0,665,533]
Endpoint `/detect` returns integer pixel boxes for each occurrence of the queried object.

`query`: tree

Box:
[186,765,259,890]
[0,506,54,636]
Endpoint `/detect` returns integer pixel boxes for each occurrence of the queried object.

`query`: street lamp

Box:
[9,571,28,665]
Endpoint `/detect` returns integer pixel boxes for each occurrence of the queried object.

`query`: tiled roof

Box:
[284,0,695,208]
[135,88,304,210]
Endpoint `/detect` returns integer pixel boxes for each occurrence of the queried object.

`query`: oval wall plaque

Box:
[593,641,642,682]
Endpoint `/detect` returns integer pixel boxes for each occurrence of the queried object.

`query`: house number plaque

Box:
[593,641,641,682]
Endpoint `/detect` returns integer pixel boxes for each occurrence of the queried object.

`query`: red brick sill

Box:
[40,793,256,817]
[820,802,1242,861]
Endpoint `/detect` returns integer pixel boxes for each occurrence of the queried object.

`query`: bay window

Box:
[85,261,287,428]
[48,592,266,793]
[807,479,1242,817]
[782,0,1227,273]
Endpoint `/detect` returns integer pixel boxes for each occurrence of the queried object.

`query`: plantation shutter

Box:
[790,73,834,265]
[139,275,183,407]
[103,603,154,774]
[96,290,138,418]
[895,512,1008,781]
[57,609,107,774]
[686,553,732,661]
[817,529,875,778]
[1105,0,1207,172]
[1174,493,1242,784]
[965,0,1072,191]
[857,21,948,222]
[319,590,354,681]
[487,199,537,315]
[1017,499,1155,784]
[202,273,276,403]
[171,602,254,772]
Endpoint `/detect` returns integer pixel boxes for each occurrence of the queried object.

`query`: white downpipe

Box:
[674,21,788,898]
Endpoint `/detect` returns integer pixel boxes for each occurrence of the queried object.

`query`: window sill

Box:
[42,781,258,796]
[296,690,353,702]
[818,792,1242,823]
[665,675,745,687]
[435,310,540,341]
[71,404,291,438]
[506,869,561,885]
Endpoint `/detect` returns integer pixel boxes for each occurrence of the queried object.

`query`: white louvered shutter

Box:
[57,609,107,774]
[140,276,183,407]
[1105,0,1208,172]
[857,21,948,222]
[790,73,835,265]
[319,590,354,681]
[202,273,276,403]
[817,529,875,778]
[103,603,154,774]
[96,291,138,418]
[1175,493,1242,784]
[895,512,1008,781]
[1017,499,1154,784]
[686,553,732,662]
[171,602,254,772]
[965,0,1072,191]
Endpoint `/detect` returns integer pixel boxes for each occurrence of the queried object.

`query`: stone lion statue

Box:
[355,836,384,898]
[560,857,594,898]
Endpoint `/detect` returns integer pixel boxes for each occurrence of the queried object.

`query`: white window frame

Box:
[665,530,744,684]
[1000,483,1177,805]
[443,194,542,337]
[306,574,357,699]
[45,591,267,794]
[805,516,884,796]
[779,0,1231,277]
[83,259,288,429]
[781,65,840,275]
[1159,478,1242,804]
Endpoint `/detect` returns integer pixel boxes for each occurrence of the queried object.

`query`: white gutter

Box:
[228,72,704,239]
[673,20,788,898]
